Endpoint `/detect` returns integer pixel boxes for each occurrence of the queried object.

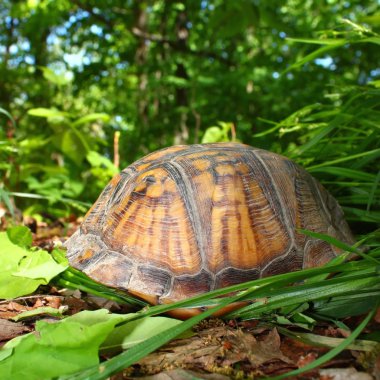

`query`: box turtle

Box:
[65,143,354,317]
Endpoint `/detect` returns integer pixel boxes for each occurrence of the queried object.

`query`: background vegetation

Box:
[0,0,379,233]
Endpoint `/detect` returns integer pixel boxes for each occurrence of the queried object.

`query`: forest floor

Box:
[0,216,379,380]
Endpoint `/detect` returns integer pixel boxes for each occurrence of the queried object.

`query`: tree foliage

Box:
[0,0,379,228]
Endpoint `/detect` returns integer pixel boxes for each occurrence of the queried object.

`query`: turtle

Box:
[65,142,354,318]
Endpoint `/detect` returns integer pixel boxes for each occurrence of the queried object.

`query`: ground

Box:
[0,215,379,379]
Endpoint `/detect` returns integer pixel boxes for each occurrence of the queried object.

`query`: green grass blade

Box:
[308,166,375,181]
[0,188,15,217]
[0,107,16,128]
[229,276,379,319]
[306,148,380,170]
[277,327,378,352]
[268,308,376,380]
[298,229,380,264]
[282,42,346,74]
[367,170,380,212]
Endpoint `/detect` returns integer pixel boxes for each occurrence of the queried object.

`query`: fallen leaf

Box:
[0,302,34,319]
[320,367,373,380]
[0,320,31,342]
[138,326,292,376]
[297,352,318,368]
[138,369,230,380]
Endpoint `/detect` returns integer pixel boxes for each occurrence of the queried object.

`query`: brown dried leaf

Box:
[0,301,34,319]
[320,367,373,380]
[138,326,292,376]
[0,319,31,342]
[297,352,319,368]
[138,369,230,380]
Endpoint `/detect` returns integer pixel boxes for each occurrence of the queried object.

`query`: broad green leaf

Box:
[0,233,43,299]
[60,129,89,163]
[0,232,67,299]
[86,151,118,174]
[201,122,233,143]
[60,285,261,380]
[27,107,70,119]
[7,226,32,248]
[201,126,226,143]
[101,316,185,353]
[72,113,110,127]
[0,310,127,380]
[13,249,68,282]
[0,349,12,361]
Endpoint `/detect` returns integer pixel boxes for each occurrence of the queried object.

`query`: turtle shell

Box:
[65,143,354,312]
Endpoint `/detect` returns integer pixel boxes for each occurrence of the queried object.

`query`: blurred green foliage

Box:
[0,0,379,230]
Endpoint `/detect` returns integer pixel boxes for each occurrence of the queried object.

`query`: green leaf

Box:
[101,316,186,353]
[71,113,110,128]
[163,75,189,87]
[0,310,127,380]
[61,287,258,380]
[0,233,43,299]
[13,249,68,282]
[0,231,67,299]
[60,129,89,163]
[27,107,70,119]
[11,306,67,322]
[6,226,33,248]
[201,122,233,143]
[86,151,118,174]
